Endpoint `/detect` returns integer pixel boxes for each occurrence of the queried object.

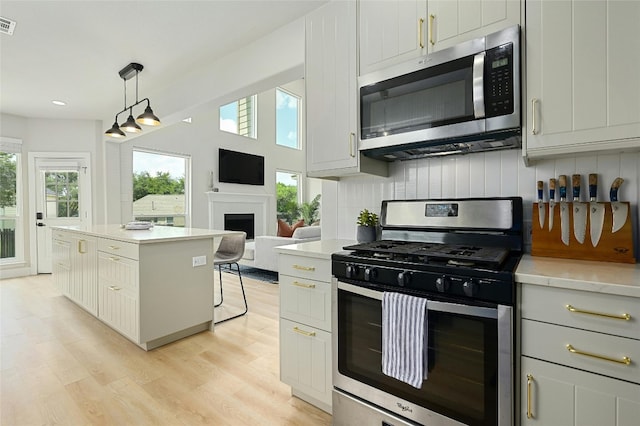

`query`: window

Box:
[219,95,257,139]
[132,150,189,227]
[276,170,301,224]
[0,140,23,264]
[276,88,300,149]
[44,171,79,218]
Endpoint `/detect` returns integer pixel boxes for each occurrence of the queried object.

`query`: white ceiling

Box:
[0,0,326,124]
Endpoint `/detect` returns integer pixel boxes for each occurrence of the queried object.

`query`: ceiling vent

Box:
[0,17,16,35]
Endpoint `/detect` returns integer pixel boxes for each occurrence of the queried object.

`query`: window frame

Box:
[0,138,24,266]
[219,94,258,139]
[275,87,301,150]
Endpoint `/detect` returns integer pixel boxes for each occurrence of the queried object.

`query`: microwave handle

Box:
[473,52,486,119]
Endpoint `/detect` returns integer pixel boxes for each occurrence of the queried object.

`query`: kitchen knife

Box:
[559,175,570,246]
[548,178,556,231]
[537,181,545,229]
[610,177,628,233]
[572,174,587,244]
[588,174,605,247]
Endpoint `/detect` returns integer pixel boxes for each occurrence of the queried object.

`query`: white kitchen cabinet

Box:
[524,0,640,160]
[98,249,139,342]
[358,0,520,75]
[305,0,387,179]
[521,357,640,426]
[52,229,98,315]
[358,0,427,75]
[428,0,520,53]
[519,282,640,425]
[277,242,353,414]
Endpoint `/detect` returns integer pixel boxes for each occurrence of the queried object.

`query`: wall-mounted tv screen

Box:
[218,148,265,186]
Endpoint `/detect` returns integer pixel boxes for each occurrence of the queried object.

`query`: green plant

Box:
[300,194,321,225]
[357,209,378,227]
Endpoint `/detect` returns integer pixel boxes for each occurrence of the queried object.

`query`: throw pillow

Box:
[277,219,305,237]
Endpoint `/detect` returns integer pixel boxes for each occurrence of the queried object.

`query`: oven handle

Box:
[337,281,498,319]
[473,51,486,119]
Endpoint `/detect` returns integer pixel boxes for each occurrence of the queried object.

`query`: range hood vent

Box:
[0,17,16,35]
[361,130,521,161]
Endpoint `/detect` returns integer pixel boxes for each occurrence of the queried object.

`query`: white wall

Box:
[334,150,640,258]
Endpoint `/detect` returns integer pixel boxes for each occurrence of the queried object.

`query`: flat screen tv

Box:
[218,148,265,186]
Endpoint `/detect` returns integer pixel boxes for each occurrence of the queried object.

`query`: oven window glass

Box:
[360,55,475,139]
[337,289,498,426]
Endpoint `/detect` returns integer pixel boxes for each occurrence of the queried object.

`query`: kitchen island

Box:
[51,225,239,350]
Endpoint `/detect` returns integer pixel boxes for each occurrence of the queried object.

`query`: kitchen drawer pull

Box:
[292,264,315,272]
[293,281,316,289]
[565,304,631,321]
[108,245,120,250]
[108,285,121,291]
[55,241,66,246]
[293,327,316,337]
[108,256,120,262]
[418,18,424,48]
[566,344,631,365]
[531,98,538,135]
[526,374,534,419]
[428,14,435,45]
[78,239,86,254]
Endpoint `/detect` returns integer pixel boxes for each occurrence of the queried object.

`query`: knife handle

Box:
[610,177,624,202]
[558,175,567,200]
[589,174,598,200]
[572,174,581,200]
[549,178,556,200]
[537,181,544,201]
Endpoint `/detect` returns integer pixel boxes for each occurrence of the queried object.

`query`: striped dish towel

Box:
[381,291,428,389]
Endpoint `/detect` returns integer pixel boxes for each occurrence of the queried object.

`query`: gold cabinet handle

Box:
[108,256,120,262]
[292,281,316,289]
[418,18,425,48]
[292,264,315,272]
[531,98,539,135]
[293,327,316,337]
[526,374,534,419]
[566,304,631,321]
[78,239,86,254]
[429,14,435,45]
[108,245,120,250]
[108,285,121,291]
[349,132,356,158]
[566,344,631,365]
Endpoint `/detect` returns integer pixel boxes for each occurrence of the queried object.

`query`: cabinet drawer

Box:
[278,254,330,282]
[280,274,331,332]
[521,285,640,340]
[522,319,640,384]
[98,252,139,296]
[52,230,73,243]
[98,237,139,260]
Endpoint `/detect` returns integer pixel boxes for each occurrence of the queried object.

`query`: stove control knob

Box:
[364,267,378,282]
[463,279,477,297]
[397,271,412,287]
[345,264,359,279]
[435,276,450,293]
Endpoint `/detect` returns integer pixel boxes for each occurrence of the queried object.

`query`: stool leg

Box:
[214,264,224,308]
[214,262,248,324]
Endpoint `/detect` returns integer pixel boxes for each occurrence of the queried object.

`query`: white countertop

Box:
[275,239,356,260]
[53,225,239,244]
[516,254,640,298]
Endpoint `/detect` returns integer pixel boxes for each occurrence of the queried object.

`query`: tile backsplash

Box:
[336,149,639,257]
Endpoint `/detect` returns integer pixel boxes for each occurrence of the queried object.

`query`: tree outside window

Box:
[0,152,18,259]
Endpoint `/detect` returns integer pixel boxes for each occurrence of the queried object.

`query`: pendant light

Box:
[104,62,161,139]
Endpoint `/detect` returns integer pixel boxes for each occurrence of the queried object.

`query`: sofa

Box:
[240,225,321,273]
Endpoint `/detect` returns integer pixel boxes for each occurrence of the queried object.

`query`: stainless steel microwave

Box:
[359,25,521,160]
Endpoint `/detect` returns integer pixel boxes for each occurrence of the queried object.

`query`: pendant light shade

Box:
[121,109,142,133]
[104,62,161,139]
[105,120,126,138]
[136,104,161,126]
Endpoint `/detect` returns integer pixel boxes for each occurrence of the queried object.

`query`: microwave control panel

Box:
[485,43,514,118]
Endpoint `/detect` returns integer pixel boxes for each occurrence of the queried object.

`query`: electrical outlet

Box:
[524,220,533,247]
[192,255,207,267]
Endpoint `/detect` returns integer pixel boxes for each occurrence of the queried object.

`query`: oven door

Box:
[333,280,513,426]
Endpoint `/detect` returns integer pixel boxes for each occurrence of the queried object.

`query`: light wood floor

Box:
[0,272,332,426]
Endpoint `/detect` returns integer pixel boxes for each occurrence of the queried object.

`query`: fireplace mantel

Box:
[206,192,274,238]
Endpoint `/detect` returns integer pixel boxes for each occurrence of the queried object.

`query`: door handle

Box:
[36,222,46,227]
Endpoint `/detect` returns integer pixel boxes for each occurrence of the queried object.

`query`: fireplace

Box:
[224,213,255,240]
[207,192,274,238]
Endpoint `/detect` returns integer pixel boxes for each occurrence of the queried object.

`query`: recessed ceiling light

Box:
[52,100,66,106]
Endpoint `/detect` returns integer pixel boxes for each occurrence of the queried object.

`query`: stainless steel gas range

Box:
[331,197,523,426]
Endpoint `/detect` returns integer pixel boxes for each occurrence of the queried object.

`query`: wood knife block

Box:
[532,202,635,263]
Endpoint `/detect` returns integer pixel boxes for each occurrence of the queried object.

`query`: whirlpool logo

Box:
[397,402,413,413]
